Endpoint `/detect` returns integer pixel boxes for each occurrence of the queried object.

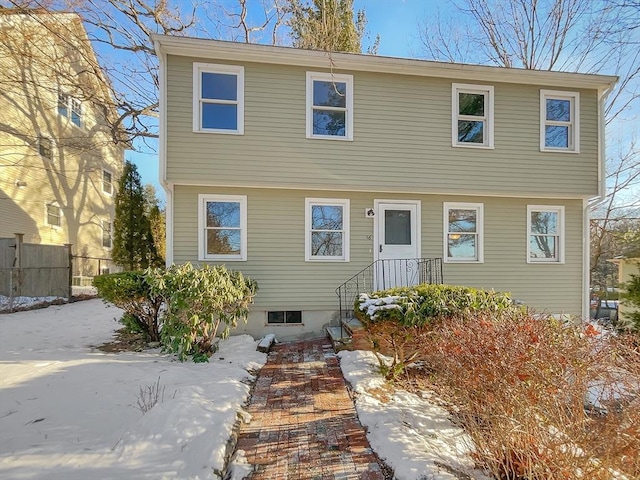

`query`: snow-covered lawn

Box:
[0,299,266,480]
[339,350,492,480]
[1,299,495,480]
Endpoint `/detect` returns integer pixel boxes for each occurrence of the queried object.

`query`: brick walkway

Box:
[234,338,385,480]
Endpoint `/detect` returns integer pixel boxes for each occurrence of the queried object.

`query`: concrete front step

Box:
[326,325,351,344]
[326,317,369,350]
[342,317,363,334]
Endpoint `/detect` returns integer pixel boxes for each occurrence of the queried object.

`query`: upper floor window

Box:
[198,194,247,261]
[452,83,494,148]
[527,206,564,263]
[193,63,244,134]
[46,202,61,227]
[540,90,579,152]
[102,170,113,195]
[306,72,353,141]
[38,137,52,160]
[443,202,484,263]
[305,198,350,261]
[102,219,113,249]
[58,92,82,127]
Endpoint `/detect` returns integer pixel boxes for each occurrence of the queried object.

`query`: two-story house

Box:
[154,35,616,340]
[0,9,125,270]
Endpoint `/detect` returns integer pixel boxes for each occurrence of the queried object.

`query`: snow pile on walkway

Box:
[339,350,492,480]
[0,300,266,479]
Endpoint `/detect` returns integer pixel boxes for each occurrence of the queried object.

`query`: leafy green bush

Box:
[93,271,163,341]
[146,263,257,362]
[355,283,518,326]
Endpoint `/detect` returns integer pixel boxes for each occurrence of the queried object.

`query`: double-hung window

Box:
[58,93,82,127]
[443,203,483,263]
[452,83,494,148]
[199,194,247,261]
[540,90,579,152]
[46,203,61,227]
[102,170,113,195]
[102,220,112,248]
[527,206,564,263]
[193,63,244,134]
[305,198,350,261]
[306,72,353,140]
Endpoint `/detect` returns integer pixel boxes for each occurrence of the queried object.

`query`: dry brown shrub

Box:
[362,320,434,379]
[414,311,640,480]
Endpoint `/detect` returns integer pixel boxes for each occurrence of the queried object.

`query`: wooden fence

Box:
[0,234,72,300]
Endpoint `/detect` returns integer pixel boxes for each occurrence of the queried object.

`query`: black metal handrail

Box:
[334,258,443,338]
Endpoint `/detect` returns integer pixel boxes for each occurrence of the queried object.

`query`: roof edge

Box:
[153,35,618,89]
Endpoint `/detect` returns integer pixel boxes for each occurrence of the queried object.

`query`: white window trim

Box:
[527,205,565,264]
[198,194,247,261]
[306,72,354,141]
[45,202,62,228]
[443,202,484,263]
[192,63,244,135]
[305,198,350,262]
[540,90,580,153]
[452,83,494,149]
[58,92,83,128]
[102,169,113,196]
[102,219,113,249]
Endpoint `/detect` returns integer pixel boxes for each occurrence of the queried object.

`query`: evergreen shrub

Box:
[93,271,163,341]
[146,263,257,362]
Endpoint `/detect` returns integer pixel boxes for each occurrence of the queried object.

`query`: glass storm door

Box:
[375,202,420,289]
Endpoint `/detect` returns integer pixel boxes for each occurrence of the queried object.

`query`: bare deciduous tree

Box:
[419,0,640,289]
[5,0,289,144]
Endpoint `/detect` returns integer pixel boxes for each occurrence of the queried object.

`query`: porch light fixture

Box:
[15,181,27,188]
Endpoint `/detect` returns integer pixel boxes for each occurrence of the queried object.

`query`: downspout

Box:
[582,82,616,320]
[153,38,174,267]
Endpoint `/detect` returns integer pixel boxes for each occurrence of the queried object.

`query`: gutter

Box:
[582,81,617,320]
[151,34,618,90]
[153,38,174,267]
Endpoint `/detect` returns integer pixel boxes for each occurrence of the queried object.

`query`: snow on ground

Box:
[0,295,65,313]
[8,298,596,480]
[0,299,266,480]
[339,350,492,480]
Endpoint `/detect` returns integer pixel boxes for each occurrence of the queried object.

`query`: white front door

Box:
[374,201,421,289]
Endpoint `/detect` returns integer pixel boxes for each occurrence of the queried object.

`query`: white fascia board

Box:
[152,35,618,90]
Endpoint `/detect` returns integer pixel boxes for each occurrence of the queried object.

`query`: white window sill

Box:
[452,143,494,149]
[444,259,484,264]
[306,135,353,142]
[540,147,579,154]
[193,129,244,135]
[199,256,247,262]
[527,260,565,265]
[305,258,349,263]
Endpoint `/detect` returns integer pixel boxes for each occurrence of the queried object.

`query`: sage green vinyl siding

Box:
[173,185,584,316]
[166,54,599,197]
